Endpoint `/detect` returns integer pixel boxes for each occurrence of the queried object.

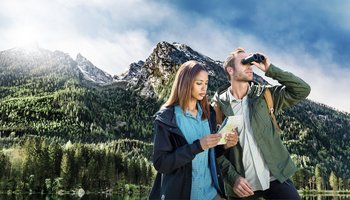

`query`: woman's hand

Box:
[199,133,222,150]
[224,130,238,149]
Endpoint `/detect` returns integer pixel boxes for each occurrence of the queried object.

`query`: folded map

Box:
[217,115,243,145]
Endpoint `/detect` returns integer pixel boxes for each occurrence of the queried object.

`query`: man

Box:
[212,48,310,199]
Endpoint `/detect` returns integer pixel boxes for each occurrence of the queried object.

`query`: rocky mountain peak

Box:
[116,41,269,98]
[76,53,113,85]
[115,60,144,81]
[0,47,79,79]
[127,41,227,98]
[0,47,114,86]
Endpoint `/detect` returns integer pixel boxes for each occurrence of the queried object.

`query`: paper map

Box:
[217,115,243,145]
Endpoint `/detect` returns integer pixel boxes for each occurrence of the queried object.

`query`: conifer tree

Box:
[329,171,338,191]
[0,150,10,180]
[315,164,323,191]
[60,149,74,189]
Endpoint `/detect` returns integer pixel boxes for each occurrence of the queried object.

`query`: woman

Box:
[148,60,238,200]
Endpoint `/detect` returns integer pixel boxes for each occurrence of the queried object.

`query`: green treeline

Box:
[0,55,160,194]
[0,136,154,194]
[277,100,350,192]
[0,76,160,142]
[292,165,350,193]
[1,49,350,194]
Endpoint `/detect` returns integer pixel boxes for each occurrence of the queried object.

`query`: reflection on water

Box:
[1,194,349,200]
[0,194,148,200]
[302,194,350,200]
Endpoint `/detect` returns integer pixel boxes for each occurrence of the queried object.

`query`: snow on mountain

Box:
[116,41,269,98]
[76,53,113,85]
[129,41,227,98]
[115,61,144,81]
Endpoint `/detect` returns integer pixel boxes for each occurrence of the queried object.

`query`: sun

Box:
[9,25,43,48]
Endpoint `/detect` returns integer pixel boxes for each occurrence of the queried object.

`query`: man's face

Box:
[231,52,253,82]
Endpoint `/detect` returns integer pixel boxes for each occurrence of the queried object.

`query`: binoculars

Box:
[241,54,265,65]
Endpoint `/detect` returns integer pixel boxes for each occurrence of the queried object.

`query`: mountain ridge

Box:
[0,47,113,86]
[0,41,349,188]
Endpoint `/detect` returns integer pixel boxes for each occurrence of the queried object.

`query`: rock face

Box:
[0,41,266,96]
[118,41,227,98]
[117,41,266,99]
[0,47,79,77]
[0,47,113,86]
[76,53,113,85]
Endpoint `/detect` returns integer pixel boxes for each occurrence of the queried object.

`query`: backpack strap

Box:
[216,82,231,95]
[213,83,230,126]
[263,88,281,131]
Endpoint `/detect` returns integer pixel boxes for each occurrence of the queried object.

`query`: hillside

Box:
[0,42,349,193]
[0,47,159,142]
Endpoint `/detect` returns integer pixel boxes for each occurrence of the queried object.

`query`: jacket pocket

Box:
[254,99,278,133]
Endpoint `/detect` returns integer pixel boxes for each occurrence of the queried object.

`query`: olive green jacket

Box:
[213,64,311,197]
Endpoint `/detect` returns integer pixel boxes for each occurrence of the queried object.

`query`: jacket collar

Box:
[218,82,266,105]
[155,105,217,134]
[154,106,178,128]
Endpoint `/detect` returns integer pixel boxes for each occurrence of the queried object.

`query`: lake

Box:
[301,193,350,200]
[0,194,147,200]
[0,193,349,200]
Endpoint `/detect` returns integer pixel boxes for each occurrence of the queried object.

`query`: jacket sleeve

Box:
[152,121,204,174]
[217,154,240,185]
[265,64,311,113]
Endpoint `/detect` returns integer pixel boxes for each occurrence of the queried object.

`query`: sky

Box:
[1,0,350,113]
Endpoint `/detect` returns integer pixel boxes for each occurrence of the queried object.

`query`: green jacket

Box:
[214,64,311,197]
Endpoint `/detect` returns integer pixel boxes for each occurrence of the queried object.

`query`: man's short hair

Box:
[223,47,245,80]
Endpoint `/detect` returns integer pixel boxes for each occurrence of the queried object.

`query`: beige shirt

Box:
[228,87,272,191]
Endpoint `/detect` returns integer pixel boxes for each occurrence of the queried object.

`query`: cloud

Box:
[158,6,350,113]
[271,49,350,113]
[0,0,172,75]
[159,1,350,113]
[65,30,154,74]
[0,0,349,112]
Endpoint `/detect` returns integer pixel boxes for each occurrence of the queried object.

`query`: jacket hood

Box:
[155,105,217,131]
[248,82,269,98]
[216,81,268,105]
[154,106,178,128]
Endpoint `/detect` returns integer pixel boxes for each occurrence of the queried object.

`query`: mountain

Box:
[112,61,144,89]
[118,41,268,99]
[130,41,228,98]
[0,47,79,84]
[115,61,144,81]
[0,47,113,87]
[76,53,113,85]
[0,47,159,141]
[0,42,350,190]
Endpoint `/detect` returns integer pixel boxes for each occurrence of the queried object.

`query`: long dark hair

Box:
[163,60,210,120]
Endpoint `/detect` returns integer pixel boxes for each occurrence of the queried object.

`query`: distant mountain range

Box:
[1,41,349,185]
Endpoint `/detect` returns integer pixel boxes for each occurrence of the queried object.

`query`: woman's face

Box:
[191,70,208,101]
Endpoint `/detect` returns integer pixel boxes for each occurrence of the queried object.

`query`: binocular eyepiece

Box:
[241,54,265,65]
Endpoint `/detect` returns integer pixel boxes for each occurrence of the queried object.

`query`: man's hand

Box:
[199,133,222,150]
[252,53,270,72]
[233,176,254,197]
[224,130,238,149]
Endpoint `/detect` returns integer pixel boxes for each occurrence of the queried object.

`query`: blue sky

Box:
[1,0,350,112]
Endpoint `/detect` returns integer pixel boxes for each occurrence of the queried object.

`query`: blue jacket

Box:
[148,105,226,200]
